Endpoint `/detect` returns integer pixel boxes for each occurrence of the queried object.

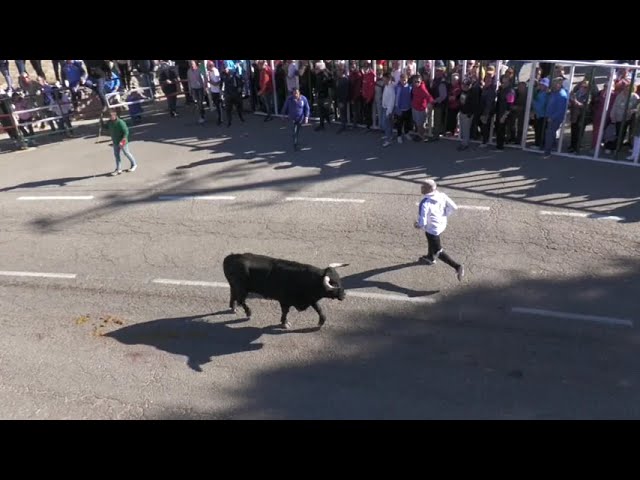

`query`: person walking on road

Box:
[107,110,138,176]
[281,87,309,151]
[414,179,465,281]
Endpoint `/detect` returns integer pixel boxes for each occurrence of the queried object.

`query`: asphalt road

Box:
[1,112,639,419]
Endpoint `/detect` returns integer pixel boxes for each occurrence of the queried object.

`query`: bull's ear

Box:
[328,263,350,269]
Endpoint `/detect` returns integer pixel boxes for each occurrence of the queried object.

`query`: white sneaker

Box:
[110,170,122,176]
[128,165,137,172]
[397,136,403,144]
[419,256,436,265]
[382,141,391,148]
[626,155,634,161]
[198,117,205,124]
[405,134,412,141]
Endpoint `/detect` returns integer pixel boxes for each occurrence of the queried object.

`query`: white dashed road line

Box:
[539,210,625,221]
[511,307,633,328]
[156,195,236,201]
[0,270,77,279]
[0,273,633,328]
[414,202,490,211]
[285,197,366,203]
[347,291,437,304]
[152,279,230,288]
[17,196,94,201]
[152,278,436,304]
[458,205,491,211]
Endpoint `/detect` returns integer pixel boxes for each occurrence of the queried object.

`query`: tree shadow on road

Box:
[19,111,640,234]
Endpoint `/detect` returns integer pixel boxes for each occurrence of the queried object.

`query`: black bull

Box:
[223,253,349,329]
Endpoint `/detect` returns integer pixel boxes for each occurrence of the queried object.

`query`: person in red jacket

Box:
[361,61,376,130]
[257,60,274,121]
[411,76,434,141]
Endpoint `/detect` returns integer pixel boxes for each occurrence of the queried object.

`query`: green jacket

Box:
[108,118,130,144]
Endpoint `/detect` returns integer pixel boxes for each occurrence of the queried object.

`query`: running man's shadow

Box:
[342,261,439,298]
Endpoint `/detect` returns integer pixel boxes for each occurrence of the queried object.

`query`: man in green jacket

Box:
[107,110,138,175]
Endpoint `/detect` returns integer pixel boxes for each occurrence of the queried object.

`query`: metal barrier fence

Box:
[259,59,639,166]
[4,60,638,166]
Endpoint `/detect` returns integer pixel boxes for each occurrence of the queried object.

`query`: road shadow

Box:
[0,173,111,192]
[174,256,640,419]
[342,261,439,298]
[17,109,640,234]
[105,313,319,372]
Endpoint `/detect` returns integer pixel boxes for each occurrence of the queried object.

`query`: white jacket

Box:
[382,84,396,113]
[286,62,299,91]
[416,190,458,236]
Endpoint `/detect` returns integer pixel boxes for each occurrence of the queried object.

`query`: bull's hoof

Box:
[229,308,237,314]
[318,317,326,326]
[281,322,291,329]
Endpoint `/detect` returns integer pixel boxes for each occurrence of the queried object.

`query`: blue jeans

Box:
[113,143,137,171]
[544,118,562,155]
[141,72,155,98]
[381,108,393,140]
[15,60,26,76]
[88,77,108,108]
[1,66,10,90]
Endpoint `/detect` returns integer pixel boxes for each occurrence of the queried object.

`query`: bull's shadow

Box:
[343,261,439,298]
[105,313,317,372]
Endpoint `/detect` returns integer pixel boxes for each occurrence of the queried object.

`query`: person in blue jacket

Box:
[281,87,310,151]
[62,60,86,110]
[104,70,121,95]
[543,77,568,158]
[531,77,549,147]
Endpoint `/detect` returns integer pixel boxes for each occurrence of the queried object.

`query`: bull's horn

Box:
[323,275,337,291]
[328,263,350,268]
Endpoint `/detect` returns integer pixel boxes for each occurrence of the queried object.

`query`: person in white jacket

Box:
[381,72,396,147]
[414,178,465,281]
[50,87,74,136]
[286,60,299,94]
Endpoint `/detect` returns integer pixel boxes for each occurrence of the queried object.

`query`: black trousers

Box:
[570,121,586,151]
[425,232,460,270]
[318,96,331,127]
[117,62,132,90]
[226,94,244,125]
[534,117,547,147]
[495,118,507,149]
[480,115,493,144]
[210,92,222,123]
[30,60,46,78]
[396,109,412,136]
